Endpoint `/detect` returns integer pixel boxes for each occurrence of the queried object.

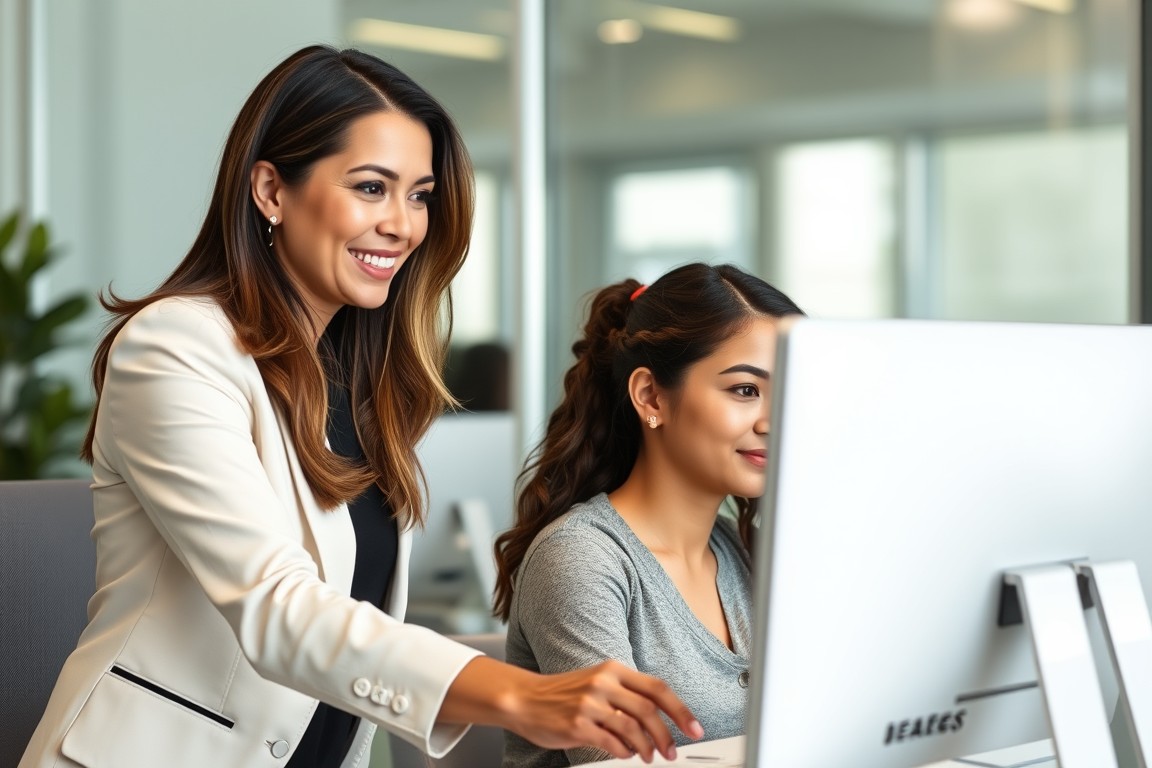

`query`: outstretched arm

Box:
[439,655,703,762]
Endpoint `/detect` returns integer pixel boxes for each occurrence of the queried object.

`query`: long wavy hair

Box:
[81,46,474,528]
[492,263,804,620]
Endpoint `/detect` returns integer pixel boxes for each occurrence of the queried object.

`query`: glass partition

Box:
[546,0,1130,404]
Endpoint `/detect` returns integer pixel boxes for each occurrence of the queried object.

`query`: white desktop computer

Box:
[745,317,1152,768]
[406,411,517,634]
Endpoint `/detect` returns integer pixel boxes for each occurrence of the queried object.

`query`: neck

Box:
[608,450,723,564]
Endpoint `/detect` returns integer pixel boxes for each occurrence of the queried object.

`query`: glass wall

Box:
[546,0,1130,401]
[11,0,1131,445]
[342,0,517,413]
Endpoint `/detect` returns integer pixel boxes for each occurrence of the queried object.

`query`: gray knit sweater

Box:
[502,493,753,767]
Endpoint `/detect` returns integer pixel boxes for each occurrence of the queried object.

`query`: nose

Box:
[754,395,770,436]
[378,195,412,242]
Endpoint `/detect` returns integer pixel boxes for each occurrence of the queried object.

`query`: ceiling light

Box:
[599,19,644,45]
[626,2,741,42]
[1014,0,1075,12]
[349,18,506,61]
[946,0,1020,30]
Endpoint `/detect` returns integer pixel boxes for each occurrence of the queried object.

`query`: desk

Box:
[594,735,1056,767]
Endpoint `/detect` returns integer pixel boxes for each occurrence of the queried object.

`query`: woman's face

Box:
[659,316,779,501]
[273,110,434,330]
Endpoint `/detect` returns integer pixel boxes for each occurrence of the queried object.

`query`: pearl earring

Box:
[266,216,277,247]
[647,415,658,429]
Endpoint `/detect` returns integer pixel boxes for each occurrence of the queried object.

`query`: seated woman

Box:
[493,262,805,767]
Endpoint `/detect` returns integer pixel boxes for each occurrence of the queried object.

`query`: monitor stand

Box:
[1076,560,1152,768]
[1004,564,1118,768]
[453,497,499,606]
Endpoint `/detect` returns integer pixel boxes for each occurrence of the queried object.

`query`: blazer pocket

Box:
[61,666,236,768]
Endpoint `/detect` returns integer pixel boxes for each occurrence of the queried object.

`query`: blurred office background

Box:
[0,0,1133,436]
[0,0,1134,622]
[0,0,1136,764]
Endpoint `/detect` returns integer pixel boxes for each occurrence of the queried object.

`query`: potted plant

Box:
[0,210,93,479]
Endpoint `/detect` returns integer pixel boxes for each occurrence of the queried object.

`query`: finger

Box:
[606,688,677,760]
[620,673,704,754]
[602,707,655,762]
[591,721,638,762]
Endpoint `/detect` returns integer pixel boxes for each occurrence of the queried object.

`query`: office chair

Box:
[0,478,95,768]
[389,632,508,768]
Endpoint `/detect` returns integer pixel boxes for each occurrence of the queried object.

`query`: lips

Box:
[738,449,767,468]
[349,249,398,269]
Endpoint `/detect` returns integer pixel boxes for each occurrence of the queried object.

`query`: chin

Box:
[733,484,766,500]
[350,291,392,310]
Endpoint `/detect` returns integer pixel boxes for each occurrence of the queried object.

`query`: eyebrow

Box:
[348,164,436,186]
[719,364,770,379]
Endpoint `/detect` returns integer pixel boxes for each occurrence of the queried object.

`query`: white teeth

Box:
[352,251,397,269]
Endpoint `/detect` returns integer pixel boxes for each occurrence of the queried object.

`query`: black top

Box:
[286,372,399,768]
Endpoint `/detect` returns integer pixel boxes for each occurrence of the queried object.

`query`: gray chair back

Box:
[0,479,95,768]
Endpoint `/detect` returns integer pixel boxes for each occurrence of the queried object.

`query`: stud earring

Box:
[647,415,658,429]
[266,215,277,247]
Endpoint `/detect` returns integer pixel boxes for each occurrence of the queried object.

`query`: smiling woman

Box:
[18,45,704,768]
[494,262,805,768]
[252,111,436,333]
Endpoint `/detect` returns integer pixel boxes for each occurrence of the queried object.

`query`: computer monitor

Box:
[406,411,518,633]
[747,317,1152,767]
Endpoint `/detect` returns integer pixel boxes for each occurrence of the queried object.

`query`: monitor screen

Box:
[406,411,517,633]
[747,317,1152,767]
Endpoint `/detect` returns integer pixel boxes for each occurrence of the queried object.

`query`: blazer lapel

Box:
[277,415,356,596]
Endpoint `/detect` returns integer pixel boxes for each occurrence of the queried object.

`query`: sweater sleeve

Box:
[512,522,637,764]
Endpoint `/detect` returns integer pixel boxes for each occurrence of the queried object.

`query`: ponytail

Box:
[492,279,642,621]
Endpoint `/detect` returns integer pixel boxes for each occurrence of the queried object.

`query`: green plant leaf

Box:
[0,442,31,479]
[15,296,86,364]
[0,210,18,255]
[25,416,50,474]
[33,294,88,334]
[0,210,93,479]
[41,385,75,433]
[0,258,24,317]
[14,373,50,413]
[18,222,51,281]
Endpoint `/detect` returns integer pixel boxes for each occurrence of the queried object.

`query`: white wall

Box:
[0,0,24,216]
[35,0,342,389]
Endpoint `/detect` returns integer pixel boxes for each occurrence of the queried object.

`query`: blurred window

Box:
[606,164,754,284]
[774,139,897,319]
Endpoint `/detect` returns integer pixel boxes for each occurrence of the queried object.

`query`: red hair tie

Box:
[630,284,648,302]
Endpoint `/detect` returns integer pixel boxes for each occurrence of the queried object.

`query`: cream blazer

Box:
[19,297,481,768]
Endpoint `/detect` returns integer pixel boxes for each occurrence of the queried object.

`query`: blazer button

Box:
[268,740,290,759]
[738,670,750,689]
[353,677,372,697]
[391,694,410,715]
[370,685,393,705]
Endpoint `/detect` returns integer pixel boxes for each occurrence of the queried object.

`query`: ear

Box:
[627,367,664,428]
[250,160,285,222]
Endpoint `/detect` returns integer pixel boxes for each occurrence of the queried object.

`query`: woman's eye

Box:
[411,190,434,206]
[357,181,386,196]
[733,384,760,398]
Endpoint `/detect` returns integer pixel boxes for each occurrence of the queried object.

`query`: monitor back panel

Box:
[748,318,1152,767]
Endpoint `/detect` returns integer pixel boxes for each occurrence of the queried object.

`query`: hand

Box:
[441,657,704,762]
[505,659,704,761]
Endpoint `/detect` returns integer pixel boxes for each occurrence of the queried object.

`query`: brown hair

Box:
[82,46,474,527]
[492,262,803,620]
